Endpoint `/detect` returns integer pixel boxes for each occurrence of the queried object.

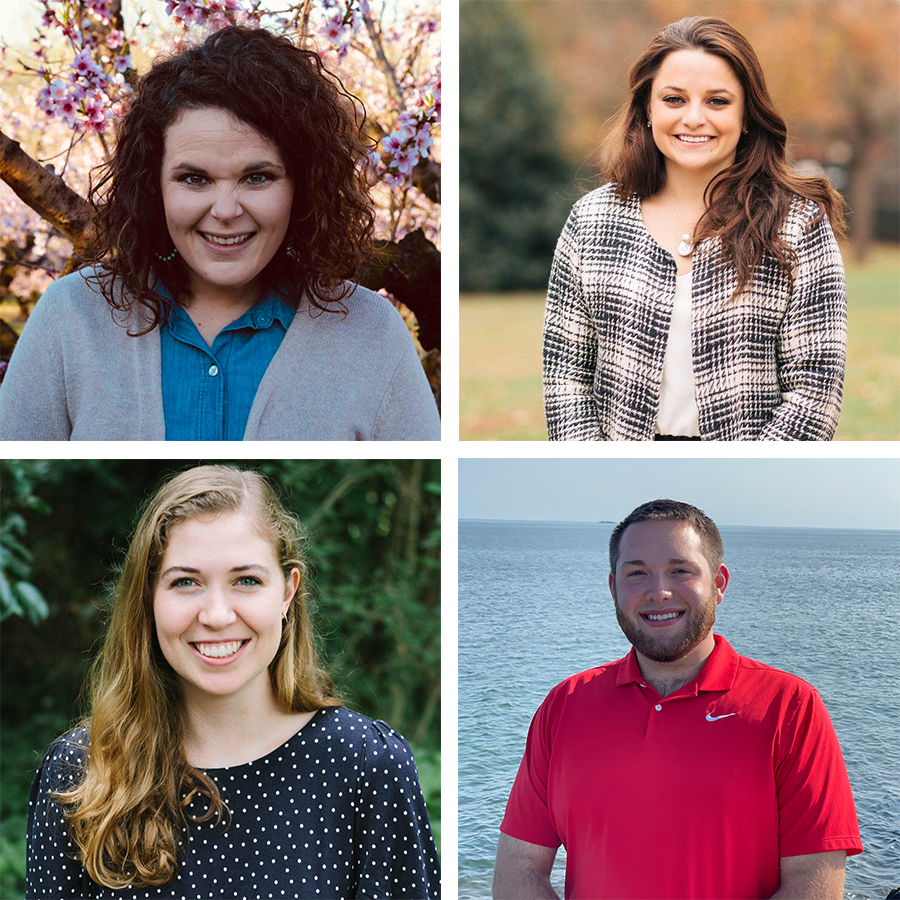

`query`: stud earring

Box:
[156,247,178,262]
[646,120,652,128]
[286,245,295,259]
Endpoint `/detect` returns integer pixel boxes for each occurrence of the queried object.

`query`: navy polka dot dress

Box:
[26,707,440,899]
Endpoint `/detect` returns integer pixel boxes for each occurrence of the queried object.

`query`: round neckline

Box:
[199,706,330,773]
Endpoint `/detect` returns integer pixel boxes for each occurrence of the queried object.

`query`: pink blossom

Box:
[71,49,93,77]
[414,125,433,158]
[394,117,417,143]
[323,14,344,43]
[173,2,197,25]
[393,148,417,176]
[383,133,404,154]
[86,105,108,125]
[37,90,55,114]
[84,88,107,108]
[58,97,78,127]
[114,54,132,74]
[106,29,125,49]
[48,79,67,102]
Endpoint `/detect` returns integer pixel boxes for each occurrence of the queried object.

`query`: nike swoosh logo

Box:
[706,713,738,721]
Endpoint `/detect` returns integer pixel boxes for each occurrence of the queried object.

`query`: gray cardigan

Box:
[0,269,441,441]
[544,183,847,441]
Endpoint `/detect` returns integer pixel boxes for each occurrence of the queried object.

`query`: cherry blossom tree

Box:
[0,0,440,387]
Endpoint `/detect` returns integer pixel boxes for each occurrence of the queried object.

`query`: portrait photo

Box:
[0,3,441,441]
[1,458,441,899]
[459,457,899,899]
[460,0,900,441]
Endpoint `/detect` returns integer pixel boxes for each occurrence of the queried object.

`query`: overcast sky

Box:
[458,458,900,530]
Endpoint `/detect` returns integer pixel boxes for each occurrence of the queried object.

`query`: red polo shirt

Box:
[500,634,863,899]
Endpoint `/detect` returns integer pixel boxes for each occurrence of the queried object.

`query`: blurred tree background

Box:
[0,458,440,898]
[460,0,574,291]
[460,0,900,440]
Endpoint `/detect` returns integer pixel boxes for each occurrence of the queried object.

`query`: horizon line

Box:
[458,516,899,531]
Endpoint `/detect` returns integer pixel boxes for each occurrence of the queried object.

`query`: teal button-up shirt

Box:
[160,292,295,440]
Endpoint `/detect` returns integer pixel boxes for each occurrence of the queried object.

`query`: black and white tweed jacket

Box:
[542,182,847,441]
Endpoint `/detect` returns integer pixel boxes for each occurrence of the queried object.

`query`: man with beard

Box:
[493,499,862,900]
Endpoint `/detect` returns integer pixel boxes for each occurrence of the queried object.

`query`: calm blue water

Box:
[459,519,900,900]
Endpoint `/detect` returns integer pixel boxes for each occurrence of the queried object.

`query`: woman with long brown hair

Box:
[0,27,440,441]
[543,16,847,441]
[26,465,440,898]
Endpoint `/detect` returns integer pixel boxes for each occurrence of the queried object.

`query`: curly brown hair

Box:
[84,26,375,331]
[601,17,847,298]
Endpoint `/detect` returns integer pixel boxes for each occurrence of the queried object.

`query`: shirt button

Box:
[655,704,662,711]
[208,365,219,377]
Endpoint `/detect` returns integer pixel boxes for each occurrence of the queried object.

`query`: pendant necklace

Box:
[666,186,695,258]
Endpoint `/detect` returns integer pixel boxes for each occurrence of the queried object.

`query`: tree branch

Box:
[362,12,404,109]
[412,157,440,203]
[0,129,96,252]
[357,229,440,352]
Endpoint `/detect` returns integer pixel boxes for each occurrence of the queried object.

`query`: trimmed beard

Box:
[614,586,718,663]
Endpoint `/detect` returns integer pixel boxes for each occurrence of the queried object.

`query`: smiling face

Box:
[152,509,300,706]
[647,48,745,183]
[609,519,728,664]
[160,106,294,303]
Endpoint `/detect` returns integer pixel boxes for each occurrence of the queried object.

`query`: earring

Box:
[156,247,178,262]
[743,127,749,134]
[646,120,652,128]
[285,245,295,259]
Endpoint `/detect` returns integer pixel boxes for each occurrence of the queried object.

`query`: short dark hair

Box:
[609,499,724,574]
[85,26,374,332]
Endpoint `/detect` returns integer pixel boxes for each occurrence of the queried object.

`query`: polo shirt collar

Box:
[615,633,739,693]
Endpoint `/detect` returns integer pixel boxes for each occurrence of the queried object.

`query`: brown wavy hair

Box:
[53,465,342,888]
[601,16,847,295]
[83,26,375,332]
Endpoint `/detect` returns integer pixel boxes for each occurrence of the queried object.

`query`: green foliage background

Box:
[0,459,440,898]
[460,0,574,290]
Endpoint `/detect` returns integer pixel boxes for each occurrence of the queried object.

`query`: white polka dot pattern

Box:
[25,707,440,899]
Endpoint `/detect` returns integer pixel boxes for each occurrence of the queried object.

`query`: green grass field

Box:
[460,245,900,441]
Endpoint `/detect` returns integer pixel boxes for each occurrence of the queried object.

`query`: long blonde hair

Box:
[53,465,342,888]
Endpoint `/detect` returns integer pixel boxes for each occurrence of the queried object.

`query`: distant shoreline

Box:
[458,518,899,532]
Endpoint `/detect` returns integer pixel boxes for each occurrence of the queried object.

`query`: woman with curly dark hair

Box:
[543,17,847,441]
[0,27,440,441]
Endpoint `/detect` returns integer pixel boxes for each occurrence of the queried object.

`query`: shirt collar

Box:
[160,286,294,338]
[615,633,739,693]
[242,291,295,330]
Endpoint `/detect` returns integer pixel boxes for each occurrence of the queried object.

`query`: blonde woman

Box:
[26,466,440,899]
